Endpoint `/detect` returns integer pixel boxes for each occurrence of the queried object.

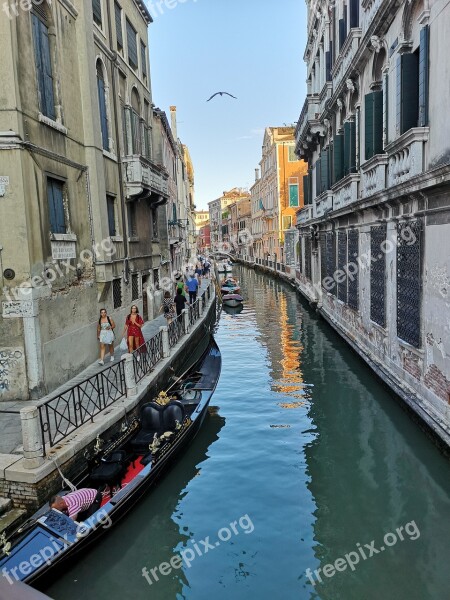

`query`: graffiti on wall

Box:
[0,348,24,394]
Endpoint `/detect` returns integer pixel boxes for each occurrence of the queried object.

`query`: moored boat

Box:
[0,338,222,589]
[222,293,244,308]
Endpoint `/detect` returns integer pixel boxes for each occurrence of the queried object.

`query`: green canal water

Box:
[45,266,450,600]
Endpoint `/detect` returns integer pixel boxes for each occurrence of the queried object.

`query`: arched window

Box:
[96,61,109,150]
[31,1,55,119]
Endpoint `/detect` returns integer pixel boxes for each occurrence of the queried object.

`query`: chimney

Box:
[169,105,177,140]
[255,168,260,181]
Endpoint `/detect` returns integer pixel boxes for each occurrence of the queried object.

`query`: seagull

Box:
[207,92,237,102]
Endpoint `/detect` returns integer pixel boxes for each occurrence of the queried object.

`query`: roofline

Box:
[133,0,153,24]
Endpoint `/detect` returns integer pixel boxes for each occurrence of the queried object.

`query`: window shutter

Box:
[418,25,429,127]
[343,122,351,176]
[127,20,138,69]
[321,148,329,192]
[345,120,357,173]
[373,90,383,155]
[383,71,389,148]
[32,15,44,111]
[303,175,309,206]
[141,42,147,78]
[107,197,116,236]
[399,53,419,134]
[365,93,374,160]
[93,0,102,25]
[333,134,344,183]
[115,3,123,48]
[47,180,66,234]
[325,50,332,82]
[339,18,346,50]
[32,15,55,120]
[97,68,109,150]
[349,0,359,28]
[315,158,322,197]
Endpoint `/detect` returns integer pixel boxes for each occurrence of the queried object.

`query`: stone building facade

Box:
[0,0,179,400]
[295,0,449,445]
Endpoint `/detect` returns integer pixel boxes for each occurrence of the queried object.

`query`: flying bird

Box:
[207,92,237,102]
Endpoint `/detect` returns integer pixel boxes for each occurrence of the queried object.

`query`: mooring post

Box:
[182,308,190,334]
[123,353,138,396]
[20,406,44,469]
[160,325,170,358]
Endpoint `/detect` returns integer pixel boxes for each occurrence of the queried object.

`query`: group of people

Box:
[97,305,144,365]
[97,257,211,363]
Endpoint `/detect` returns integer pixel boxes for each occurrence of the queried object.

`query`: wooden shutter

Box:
[47,180,66,234]
[383,72,389,148]
[325,50,332,82]
[321,148,329,192]
[333,134,344,183]
[141,42,147,78]
[97,65,108,150]
[418,25,429,127]
[315,158,322,197]
[365,93,374,160]
[115,3,123,49]
[107,197,116,236]
[32,14,55,120]
[397,53,419,135]
[303,175,309,206]
[344,120,357,174]
[349,0,359,28]
[365,91,383,160]
[127,20,138,69]
[93,0,102,25]
[339,18,346,50]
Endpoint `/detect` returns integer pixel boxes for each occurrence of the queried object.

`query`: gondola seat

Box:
[130,401,185,454]
[89,450,129,490]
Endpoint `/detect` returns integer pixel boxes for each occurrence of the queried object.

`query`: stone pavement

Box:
[0,278,211,455]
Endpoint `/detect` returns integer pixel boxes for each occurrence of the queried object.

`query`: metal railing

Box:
[38,359,126,452]
[133,329,164,382]
[36,281,215,452]
[168,313,184,348]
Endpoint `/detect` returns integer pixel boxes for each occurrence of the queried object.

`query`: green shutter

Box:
[373,90,383,155]
[349,120,357,173]
[315,158,322,197]
[344,123,350,176]
[93,0,102,25]
[333,134,344,183]
[127,20,138,69]
[399,53,419,134]
[396,56,402,137]
[115,3,123,48]
[303,175,309,206]
[419,25,429,127]
[321,149,329,192]
[365,93,374,160]
[383,72,389,148]
[141,41,147,77]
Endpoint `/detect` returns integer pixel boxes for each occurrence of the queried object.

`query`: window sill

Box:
[50,233,77,242]
[110,236,123,243]
[38,114,67,135]
[128,236,140,243]
[103,149,118,162]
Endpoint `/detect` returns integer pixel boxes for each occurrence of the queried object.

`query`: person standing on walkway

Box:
[186,275,199,304]
[122,305,145,353]
[97,309,115,365]
[162,290,176,324]
[175,272,188,299]
[174,287,189,317]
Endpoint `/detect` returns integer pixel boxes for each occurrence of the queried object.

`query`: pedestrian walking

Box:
[97,308,115,365]
[162,290,176,324]
[175,272,188,299]
[174,287,189,317]
[186,275,199,304]
[122,305,145,355]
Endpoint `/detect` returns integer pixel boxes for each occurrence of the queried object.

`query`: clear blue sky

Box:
[146,0,307,209]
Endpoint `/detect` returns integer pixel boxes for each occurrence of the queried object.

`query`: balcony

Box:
[386,127,429,188]
[123,156,169,201]
[315,190,333,218]
[332,173,360,211]
[296,205,313,226]
[331,28,362,93]
[361,0,385,35]
[361,154,388,198]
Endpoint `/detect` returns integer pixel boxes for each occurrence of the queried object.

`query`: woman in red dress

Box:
[121,305,145,353]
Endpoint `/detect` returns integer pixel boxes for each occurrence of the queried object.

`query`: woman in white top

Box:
[97,308,115,365]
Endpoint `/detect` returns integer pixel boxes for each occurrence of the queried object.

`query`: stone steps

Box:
[0,507,26,536]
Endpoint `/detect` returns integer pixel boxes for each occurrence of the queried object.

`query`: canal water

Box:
[45,266,450,600]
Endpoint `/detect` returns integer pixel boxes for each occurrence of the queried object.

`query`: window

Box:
[112,278,122,309]
[47,178,66,234]
[153,269,159,289]
[343,120,356,175]
[126,19,138,70]
[96,62,109,150]
[365,91,383,160]
[141,41,147,79]
[370,225,386,327]
[131,273,139,301]
[288,146,297,162]
[92,0,102,27]
[347,230,359,310]
[115,3,123,51]
[305,237,312,280]
[282,216,292,230]
[130,89,141,154]
[337,231,348,303]
[106,195,116,237]
[152,207,158,239]
[333,134,344,183]
[32,9,55,120]
[397,220,422,347]
[289,180,299,207]
[128,203,137,237]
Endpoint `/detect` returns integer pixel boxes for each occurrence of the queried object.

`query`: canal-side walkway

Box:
[0,278,212,456]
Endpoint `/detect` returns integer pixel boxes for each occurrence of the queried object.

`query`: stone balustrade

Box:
[331,29,362,93]
[332,173,360,211]
[315,191,333,218]
[386,127,429,188]
[297,205,313,226]
[361,155,388,198]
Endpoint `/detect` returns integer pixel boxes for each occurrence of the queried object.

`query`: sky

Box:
[146,0,307,210]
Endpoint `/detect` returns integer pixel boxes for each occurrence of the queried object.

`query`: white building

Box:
[295,0,450,447]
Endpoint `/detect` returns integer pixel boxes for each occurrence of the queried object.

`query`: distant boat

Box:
[222,293,243,308]
[223,303,243,315]
[217,261,233,274]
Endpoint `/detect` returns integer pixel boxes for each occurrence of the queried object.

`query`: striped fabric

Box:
[64,488,97,519]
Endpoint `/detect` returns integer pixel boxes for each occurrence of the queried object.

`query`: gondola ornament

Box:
[175,419,182,431]
[94,435,104,453]
[0,533,11,556]
[149,433,161,454]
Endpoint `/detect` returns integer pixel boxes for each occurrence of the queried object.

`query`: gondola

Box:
[0,338,221,590]
[222,293,244,308]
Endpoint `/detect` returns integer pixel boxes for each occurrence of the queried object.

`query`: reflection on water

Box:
[46,265,450,600]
